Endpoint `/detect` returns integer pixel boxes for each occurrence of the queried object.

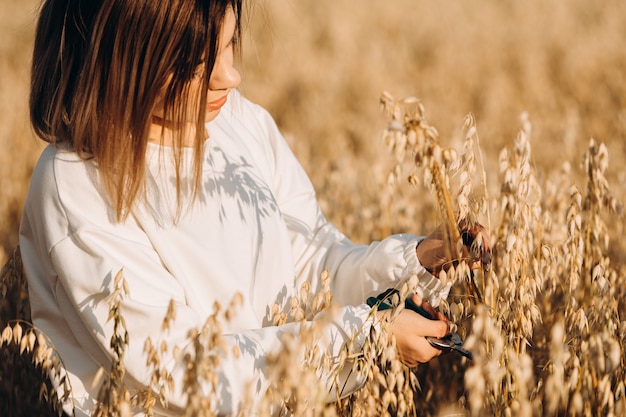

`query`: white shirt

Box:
[19,91,450,416]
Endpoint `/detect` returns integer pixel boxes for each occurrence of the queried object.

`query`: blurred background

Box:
[1,0,625,265]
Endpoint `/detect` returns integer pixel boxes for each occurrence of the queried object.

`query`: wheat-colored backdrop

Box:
[2,0,625,263]
[0,0,626,240]
[2,0,625,265]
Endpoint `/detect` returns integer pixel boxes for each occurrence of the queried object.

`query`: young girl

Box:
[20,0,486,415]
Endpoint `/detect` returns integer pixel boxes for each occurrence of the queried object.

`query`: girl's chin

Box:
[205,109,222,123]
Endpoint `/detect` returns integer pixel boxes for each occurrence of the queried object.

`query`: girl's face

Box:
[151,7,241,144]
[203,6,241,122]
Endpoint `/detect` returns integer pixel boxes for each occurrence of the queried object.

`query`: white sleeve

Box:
[252,103,451,308]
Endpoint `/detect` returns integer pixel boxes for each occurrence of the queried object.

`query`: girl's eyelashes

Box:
[227,34,239,48]
[183,32,238,80]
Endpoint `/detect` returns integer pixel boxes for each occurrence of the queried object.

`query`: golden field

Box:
[1,1,625,416]
[2,0,625,261]
[1,1,626,260]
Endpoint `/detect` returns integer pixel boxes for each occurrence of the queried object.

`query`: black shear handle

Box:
[366,288,434,319]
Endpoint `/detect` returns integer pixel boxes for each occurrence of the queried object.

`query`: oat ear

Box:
[1,246,74,416]
[0,246,30,325]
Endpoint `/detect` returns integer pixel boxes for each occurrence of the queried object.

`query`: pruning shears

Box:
[366,288,473,360]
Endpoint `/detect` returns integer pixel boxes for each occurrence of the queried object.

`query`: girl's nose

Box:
[209,57,241,91]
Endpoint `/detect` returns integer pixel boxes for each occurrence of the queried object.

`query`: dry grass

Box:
[0,0,44,264]
[1,247,71,416]
[1,0,625,416]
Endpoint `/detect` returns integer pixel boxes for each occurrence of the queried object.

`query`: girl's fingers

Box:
[408,293,449,335]
[408,336,445,366]
[422,301,437,319]
[435,311,448,322]
[409,292,439,320]
[410,292,423,305]
[392,310,449,366]
[412,310,449,338]
[459,222,492,270]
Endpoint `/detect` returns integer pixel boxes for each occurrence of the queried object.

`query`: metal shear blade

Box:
[426,333,473,360]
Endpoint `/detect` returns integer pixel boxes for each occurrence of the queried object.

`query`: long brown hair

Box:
[30,0,242,221]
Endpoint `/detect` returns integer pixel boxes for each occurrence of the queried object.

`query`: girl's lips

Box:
[207,95,228,111]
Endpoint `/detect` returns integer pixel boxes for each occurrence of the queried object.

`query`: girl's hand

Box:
[377,293,450,367]
[415,222,491,276]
